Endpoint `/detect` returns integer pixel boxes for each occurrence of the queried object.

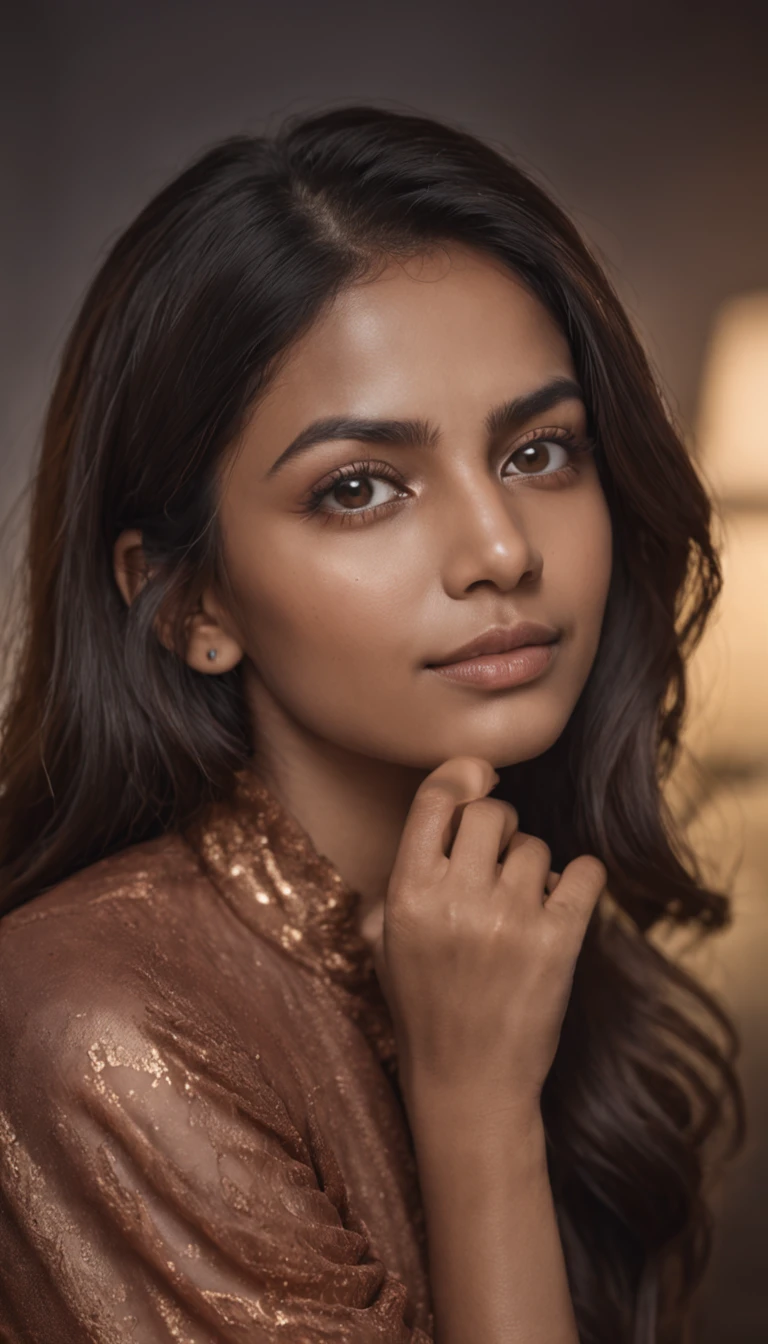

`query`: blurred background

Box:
[2,0,767,1337]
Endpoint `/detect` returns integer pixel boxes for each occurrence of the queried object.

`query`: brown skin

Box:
[115,243,612,1342]
[117,244,611,926]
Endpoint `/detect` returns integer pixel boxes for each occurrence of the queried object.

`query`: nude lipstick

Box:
[425,621,560,689]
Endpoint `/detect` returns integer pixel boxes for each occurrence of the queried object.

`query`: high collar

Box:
[185,766,397,1070]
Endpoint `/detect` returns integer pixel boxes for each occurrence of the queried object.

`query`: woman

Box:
[0,105,744,1343]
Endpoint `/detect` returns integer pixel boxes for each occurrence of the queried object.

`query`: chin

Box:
[403,718,566,772]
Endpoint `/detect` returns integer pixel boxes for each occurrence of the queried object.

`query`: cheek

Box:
[558,493,613,644]
[230,540,427,757]
[225,529,410,679]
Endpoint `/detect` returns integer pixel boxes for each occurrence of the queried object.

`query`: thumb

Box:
[359,902,390,995]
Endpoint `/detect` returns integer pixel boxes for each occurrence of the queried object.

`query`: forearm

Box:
[409,1091,578,1344]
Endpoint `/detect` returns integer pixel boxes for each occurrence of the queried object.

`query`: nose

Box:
[438,475,544,597]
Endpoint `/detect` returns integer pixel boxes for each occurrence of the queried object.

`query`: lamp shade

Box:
[684,512,768,765]
[696,292,768,502]
[683,290,768,768]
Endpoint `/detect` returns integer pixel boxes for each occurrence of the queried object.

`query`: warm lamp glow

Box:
[696,291,768,501]
[684,514,768,764]
[683,290,768,771]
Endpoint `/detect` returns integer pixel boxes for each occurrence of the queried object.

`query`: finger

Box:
[544,855,607,932]
[545,869,562,894]
[388,757,499,893]
[448,797,519,885]
[497,832,552,906]
[360,903,388,992]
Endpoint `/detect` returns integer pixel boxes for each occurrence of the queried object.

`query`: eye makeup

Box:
[299,427,596,528]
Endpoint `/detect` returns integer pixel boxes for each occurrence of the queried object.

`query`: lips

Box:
[426,621,560,667]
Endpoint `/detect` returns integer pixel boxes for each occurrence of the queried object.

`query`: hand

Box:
[369,756,607,1126]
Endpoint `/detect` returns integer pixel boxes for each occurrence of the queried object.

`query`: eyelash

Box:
[300,427,596,528]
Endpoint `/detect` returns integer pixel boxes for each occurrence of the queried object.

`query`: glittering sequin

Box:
[189,768,400,1072]
[0,765,433,1341]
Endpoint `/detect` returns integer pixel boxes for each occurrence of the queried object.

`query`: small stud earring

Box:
[207,648,218,662]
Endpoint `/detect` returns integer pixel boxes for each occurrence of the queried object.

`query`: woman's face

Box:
[214,244,613,770]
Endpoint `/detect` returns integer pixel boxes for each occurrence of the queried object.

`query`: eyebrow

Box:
[264,375,584,478]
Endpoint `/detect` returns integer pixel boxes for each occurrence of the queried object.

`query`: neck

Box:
[245,680,429,934]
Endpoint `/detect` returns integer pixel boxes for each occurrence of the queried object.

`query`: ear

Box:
[113,529,244,675]
[113,529,150,607]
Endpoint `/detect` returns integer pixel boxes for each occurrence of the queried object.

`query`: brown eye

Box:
[507,439,568,477]
[309,463,405,517]
[331,476,375,509]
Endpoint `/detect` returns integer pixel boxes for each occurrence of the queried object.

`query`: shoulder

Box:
[0,832,202,996]
[0,835,227,1097]
[0,835,303,1152]
[0,829,204,942]
[0,829,316,1101]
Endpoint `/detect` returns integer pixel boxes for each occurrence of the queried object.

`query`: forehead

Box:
[246,245,575,449]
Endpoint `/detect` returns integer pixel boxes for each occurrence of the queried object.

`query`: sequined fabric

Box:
[0,768,434,1341]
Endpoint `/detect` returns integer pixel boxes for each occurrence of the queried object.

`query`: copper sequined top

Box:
[0,769,434,1342]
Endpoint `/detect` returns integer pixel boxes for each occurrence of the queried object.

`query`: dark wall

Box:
[3,1,768,1338]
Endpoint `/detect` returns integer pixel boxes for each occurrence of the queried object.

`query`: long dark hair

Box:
[0,105,744,1343]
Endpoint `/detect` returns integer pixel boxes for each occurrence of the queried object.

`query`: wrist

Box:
[405,1078,546,1152]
